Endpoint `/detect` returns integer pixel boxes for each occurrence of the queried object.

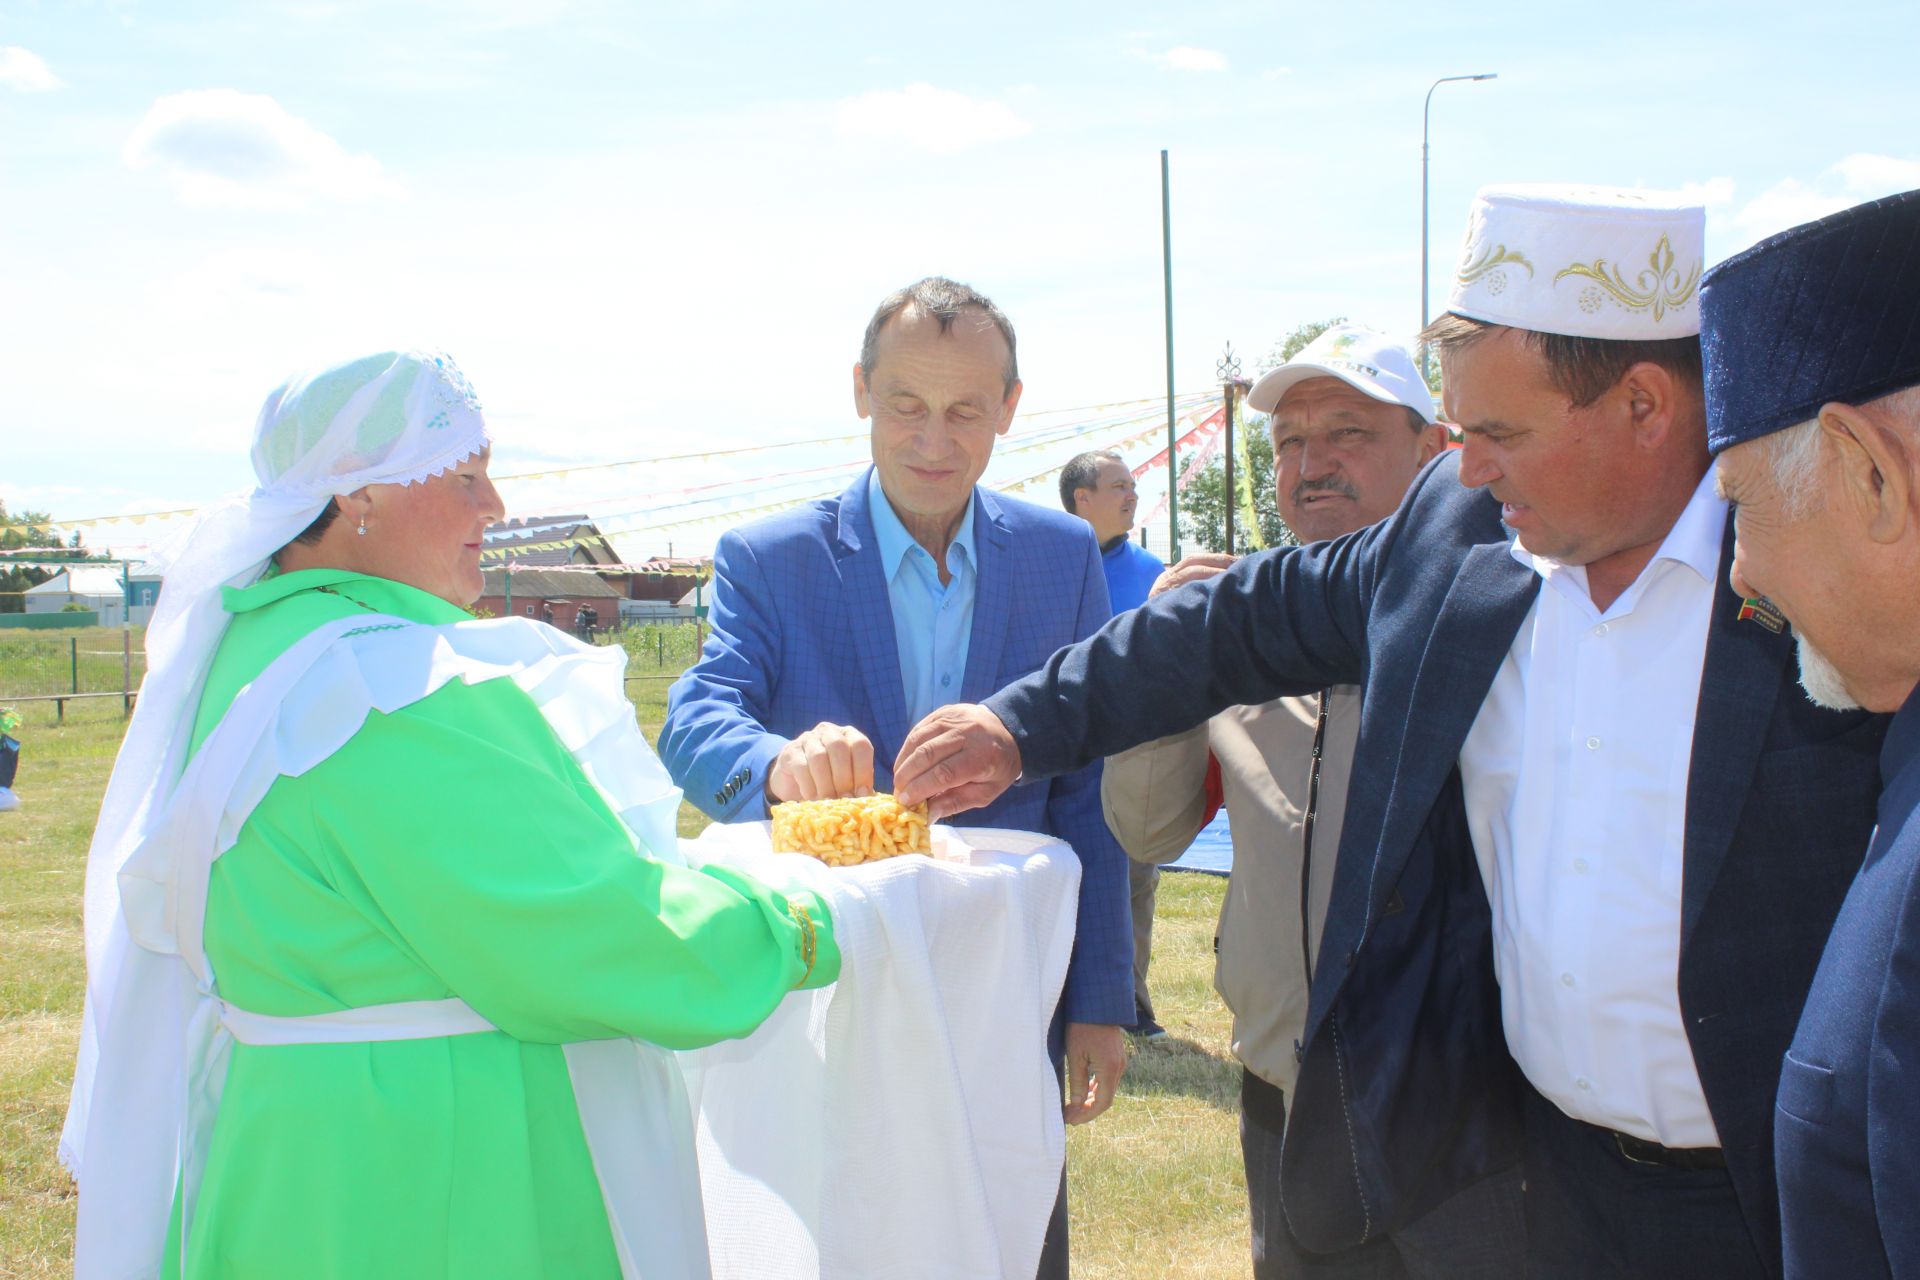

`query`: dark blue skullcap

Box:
[1702,188,1920,454]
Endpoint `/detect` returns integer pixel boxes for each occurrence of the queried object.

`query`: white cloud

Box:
[1832,153,1920,192]
[123,89,400,209]
[1163,46,1228,72]
[1731,153,1920,248]
[834,83,1031,153]
[1675,176,1735,208]
[0,46,63,92]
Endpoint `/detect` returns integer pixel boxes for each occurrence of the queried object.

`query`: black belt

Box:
[1583,1121,1727,1171]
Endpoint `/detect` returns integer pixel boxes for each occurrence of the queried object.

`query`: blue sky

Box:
[4,0,1917,558]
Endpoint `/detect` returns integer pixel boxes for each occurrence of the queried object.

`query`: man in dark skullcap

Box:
[1703,187,1920,1278]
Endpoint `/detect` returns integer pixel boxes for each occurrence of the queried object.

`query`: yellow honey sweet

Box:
[769,794,932,867]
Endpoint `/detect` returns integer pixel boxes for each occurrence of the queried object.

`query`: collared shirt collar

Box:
[866,468,977,582]
[220,566,463,621]
[1509,467,1725,609]
[222,566,374,614]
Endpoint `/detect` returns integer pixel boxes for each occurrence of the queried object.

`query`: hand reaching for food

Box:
[768,721,875,802]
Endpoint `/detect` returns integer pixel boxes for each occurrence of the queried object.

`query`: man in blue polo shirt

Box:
[1061,448,1168,1040]
[1061,449,1165,614]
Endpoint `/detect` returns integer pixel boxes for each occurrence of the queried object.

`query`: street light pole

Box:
[1421,72,1497,382]
[1216,343,1249,554]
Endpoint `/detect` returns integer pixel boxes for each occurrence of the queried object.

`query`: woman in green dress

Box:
[63,351,836,1279]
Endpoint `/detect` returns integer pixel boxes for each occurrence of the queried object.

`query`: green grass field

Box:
[0,671,1249,1278]
[0,627,145,703]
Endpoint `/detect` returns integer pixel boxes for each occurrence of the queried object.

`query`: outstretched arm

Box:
[897,517,1388,816]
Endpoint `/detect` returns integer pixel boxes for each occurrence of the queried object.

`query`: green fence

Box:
[601,621,706,673]
[0,611,100,630]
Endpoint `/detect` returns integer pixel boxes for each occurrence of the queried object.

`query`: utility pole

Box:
[120,557,132,714]
[1161,149,1179,563]
[1217,343,1249,554]
[1421,72,1497,381]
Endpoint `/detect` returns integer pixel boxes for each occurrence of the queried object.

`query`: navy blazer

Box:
[659,471,1134,1028]
[988,452,1885,1273]
[1775,691,1920,1278]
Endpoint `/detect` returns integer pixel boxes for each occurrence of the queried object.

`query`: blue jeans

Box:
[1243,1069,1526,1278]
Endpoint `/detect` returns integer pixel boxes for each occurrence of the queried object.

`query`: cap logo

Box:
[1457,243,1536,297]
[1554,233,1701,322]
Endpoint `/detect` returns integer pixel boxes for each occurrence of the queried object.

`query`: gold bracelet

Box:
[787,898,817,986]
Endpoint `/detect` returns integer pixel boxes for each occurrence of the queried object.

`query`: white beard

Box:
[1796,633,1863,711]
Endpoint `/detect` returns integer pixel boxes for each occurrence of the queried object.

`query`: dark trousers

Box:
[1035,1163,1069,1279]
[1522,1084,1766,1279]
[1245,1069,1526,1279]
[1128,858,1159,1024]
[1035,1051,1069,1279]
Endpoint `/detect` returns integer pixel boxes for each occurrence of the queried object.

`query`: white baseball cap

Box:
[1246,324,1437,423]
[1445,184,1706,340]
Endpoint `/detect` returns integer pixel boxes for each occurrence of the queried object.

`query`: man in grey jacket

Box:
[1101,324,1520,1278]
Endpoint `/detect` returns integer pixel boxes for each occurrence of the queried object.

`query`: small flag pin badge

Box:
[1737,596,1787,634]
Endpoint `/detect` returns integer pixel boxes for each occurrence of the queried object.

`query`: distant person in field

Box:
[1059,448,1168,1043]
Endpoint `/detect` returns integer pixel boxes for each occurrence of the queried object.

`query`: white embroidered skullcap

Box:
[1445,184,1706,340]
[61,351,490,1230]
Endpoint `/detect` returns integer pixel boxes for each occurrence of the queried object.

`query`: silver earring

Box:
[357,518,367,537]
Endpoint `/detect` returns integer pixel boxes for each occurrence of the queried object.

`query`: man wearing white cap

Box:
[1104,326,1529,1278]
[894,187,1885,1277]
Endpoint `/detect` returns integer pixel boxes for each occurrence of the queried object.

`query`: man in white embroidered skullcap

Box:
[892,185,1884,1278]
[62,350,842,1278]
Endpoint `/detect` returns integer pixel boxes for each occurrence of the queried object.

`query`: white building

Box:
[24,564,161,626]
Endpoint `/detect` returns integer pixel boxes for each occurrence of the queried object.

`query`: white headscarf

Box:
[60,351,491,1210]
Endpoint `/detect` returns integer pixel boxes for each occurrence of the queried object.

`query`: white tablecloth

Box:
[679,823,1080,1280]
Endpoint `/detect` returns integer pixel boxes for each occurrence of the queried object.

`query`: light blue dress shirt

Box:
[865,468,977,726]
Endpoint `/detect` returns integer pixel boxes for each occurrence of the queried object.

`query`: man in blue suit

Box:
[1702,189,1920,1278]
[896,188,1887,1278]
[659,276,1132,1280]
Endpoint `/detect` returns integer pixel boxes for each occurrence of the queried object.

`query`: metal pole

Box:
[70,636,78,693]
[121,558,132,715]
[1222,382,1236,555]
[1161,149,1179,563]
[1216,343,1246,555]
[1421,94,1430,380]
[1420,73,1498,383]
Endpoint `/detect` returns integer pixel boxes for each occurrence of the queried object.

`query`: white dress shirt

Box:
[1459,470,1726,1147]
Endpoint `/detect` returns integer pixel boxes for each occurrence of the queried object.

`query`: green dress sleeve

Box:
[283,670,840,1050]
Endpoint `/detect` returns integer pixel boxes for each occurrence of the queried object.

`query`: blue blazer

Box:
[660,471,1134,1028]
[988,452,1885,1274]
[1775,691,1920,1279]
